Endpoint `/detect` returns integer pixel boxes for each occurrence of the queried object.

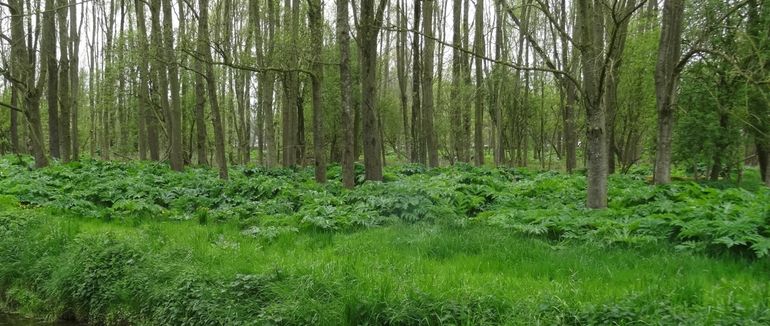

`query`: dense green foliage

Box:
[1,157,769,324]
[1,157,769,258]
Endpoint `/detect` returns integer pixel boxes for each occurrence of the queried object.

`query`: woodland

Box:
[0,0,769,324]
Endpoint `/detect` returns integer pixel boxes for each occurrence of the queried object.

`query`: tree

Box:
[8,0,48,167]
[58,0,72,162]
[576,0,609,208]
[422,0,438,167]
[396,0,410,159]
[308,0,326,183]
[43,0,60,160]
[161,0,184,171]
[198,0,229,179]
[473,0,485,166]
[339,0,355,188]
[411,0,424,164]
[358,0,389,180]
[745,0,770,186]
[69,0,81,161]
[653,0,685,184]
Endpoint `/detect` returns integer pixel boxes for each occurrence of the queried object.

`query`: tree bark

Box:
[43,0,59,160]
[422,0,438,167]
[359,0,389,180]
[9,0,48,167]
[653,0,684,184]
[411,0,423,164]
[57,0,71,162]
[396,0,410,159]
[308,0,326,183]
[578,0,608,208]
[161,0,184,171]
[69,0,80,161]
[338,0,355,188]
[473,0,484,166]
[198,0,228,179]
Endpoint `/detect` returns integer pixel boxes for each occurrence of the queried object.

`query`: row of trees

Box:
[1,0,768,208]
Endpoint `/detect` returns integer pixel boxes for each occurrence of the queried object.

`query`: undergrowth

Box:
[1,156,770,324]
[1,157,768,258]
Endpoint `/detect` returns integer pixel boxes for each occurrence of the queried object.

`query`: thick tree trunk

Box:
[578,0,608,209]
[135,0,159,161]
[359,0,388,180]
[43,0,59,160]
[653,0,684,184]
[9,0,48,167]
[422,0,438,167]
[338,0,355,188]
[308,0,326,183]
[198,0,228,179]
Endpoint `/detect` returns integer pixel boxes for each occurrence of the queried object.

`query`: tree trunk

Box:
[69,0,80,161]
[308,0,326,183]
[359,0,388,180]
[450,0,462,163]
[396,0,410,159]
[411,0,423,164]
[10,87,19,153]
[57,0,71,162]
[194,57,208,166]
[161,0,184,171]
[198,0,228,179]
[422,0,438,167]
[9,0,48,167]
[338,0,355,188]
[473,0,484,166]
[653,0,684,184]
[578,0,608,209]
[43,0,59,160]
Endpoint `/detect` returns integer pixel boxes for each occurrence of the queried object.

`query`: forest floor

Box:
[0,156,769,325]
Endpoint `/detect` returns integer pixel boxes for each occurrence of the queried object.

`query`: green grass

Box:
[2,207,769,325]
[1,157,769,324]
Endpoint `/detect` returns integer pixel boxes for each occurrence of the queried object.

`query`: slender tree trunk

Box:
[473,0,484,166]
[194,55,208,165]
[411,0,423,163]
[262,0,277,167]
[493,2,504,166]
[450,0,462,163]
[198,0,228,179]
[396,0,410,159]
[423,0,438,167]
[161,0,184,171]
[308,0,326,183]
[69,0,80,161]
[653,0,684,184]
[57,0,71,162]
[338,0,355,188]
[10,87,19,153]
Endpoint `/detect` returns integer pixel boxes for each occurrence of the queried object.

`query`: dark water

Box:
[0,313,80,325]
